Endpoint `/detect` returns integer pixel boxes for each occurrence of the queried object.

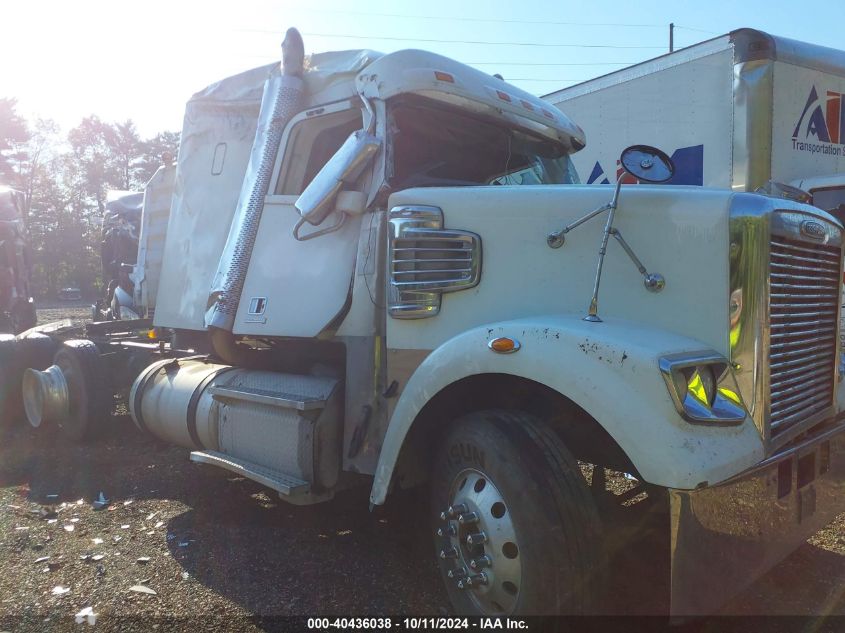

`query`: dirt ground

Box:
[3,308,845,629]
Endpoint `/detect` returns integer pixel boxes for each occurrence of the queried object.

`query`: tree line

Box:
[0,97,179,299]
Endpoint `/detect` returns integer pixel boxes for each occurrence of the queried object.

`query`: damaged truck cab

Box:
[17,29,845,615]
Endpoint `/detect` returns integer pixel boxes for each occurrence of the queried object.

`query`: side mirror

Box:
[295,130,381,226]
[619,145,674,183]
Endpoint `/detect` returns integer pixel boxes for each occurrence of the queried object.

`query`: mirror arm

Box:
[361,95,376,134]
[609,176,624,208]
[609,228,666,293]
[584,183,622,322]
[547,177,623,249]
[293,211,347,242]
[547,202,610,248]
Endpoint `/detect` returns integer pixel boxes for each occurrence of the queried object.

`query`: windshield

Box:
[811,186,845,224]
[388,98,579,189]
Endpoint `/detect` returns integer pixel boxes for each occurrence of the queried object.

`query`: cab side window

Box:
[275,108,363,195]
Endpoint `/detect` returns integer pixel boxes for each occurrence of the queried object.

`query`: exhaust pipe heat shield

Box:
[206,32,305,332]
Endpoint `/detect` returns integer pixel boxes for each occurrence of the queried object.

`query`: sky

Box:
[2,0,843,137]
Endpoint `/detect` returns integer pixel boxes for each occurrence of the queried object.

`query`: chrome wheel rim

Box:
[438,468,522,615]
[22,365,69,428]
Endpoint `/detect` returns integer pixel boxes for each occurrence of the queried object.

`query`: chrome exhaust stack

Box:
[206,28,306,332]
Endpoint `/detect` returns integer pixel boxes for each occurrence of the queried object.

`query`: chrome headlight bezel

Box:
[659,351,747,425]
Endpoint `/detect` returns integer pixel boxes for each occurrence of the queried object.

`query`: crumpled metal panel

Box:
[206,74,304,331]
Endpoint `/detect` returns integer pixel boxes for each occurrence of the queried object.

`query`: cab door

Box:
[233,101,366,338]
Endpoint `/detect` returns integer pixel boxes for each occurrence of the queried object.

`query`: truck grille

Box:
[768,235,840,437]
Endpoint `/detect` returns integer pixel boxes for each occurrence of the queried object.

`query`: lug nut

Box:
[440,503,468,520]
[437,524,456,537]
[457,512,479,525]
[466,572,489,587]
[447,567,467,579]
[439,547,458,559]
[466,531,488,546]
[470,555,492,570]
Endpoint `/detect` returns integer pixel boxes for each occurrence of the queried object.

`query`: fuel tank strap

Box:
[132,360,177,436]
[186,366,237,449]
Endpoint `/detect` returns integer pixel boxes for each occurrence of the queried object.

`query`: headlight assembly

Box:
[659,351,747,425]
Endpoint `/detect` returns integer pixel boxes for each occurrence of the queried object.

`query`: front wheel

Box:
[431,410,605,615]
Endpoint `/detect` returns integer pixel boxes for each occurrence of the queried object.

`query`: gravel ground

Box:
[0,414,443,632]
[4,307,845,630]
[35,302,92,328]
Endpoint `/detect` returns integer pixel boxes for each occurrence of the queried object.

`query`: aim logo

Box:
[793,86,845,145]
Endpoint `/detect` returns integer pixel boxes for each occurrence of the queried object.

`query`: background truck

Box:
[4,27,845,617]
[543,28,845,218]
[92,156,176,322]
[0,186,36,333]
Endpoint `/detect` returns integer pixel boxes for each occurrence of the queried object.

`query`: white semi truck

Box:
[543,28,845,216]
[4,28,845,616]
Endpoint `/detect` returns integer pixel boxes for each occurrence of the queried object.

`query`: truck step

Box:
[207,385,326,411]
[190,450,310,496]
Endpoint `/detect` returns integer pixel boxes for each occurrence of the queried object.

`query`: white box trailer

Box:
[544,28,845,216]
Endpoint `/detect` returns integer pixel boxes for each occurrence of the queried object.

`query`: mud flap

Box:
[669,423,845,615]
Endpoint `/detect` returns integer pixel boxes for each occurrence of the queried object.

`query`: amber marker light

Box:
[434,71,455,83]
[488,337,521,354]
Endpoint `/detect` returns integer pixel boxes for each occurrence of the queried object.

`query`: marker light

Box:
[488,337,520,354]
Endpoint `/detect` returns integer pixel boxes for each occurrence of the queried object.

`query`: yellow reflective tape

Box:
[729,324,740,350]
[688,372,708,405]
[718,387,741,405]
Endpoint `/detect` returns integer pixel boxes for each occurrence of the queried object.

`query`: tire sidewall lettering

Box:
[447,441,486,470]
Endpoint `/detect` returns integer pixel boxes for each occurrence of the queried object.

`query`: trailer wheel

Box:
[431,410,605,615]
[0,333,57,430]
[52,340,110,441]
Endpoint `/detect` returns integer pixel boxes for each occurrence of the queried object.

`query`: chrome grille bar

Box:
[388,205,482,319]
[768,231,840,438]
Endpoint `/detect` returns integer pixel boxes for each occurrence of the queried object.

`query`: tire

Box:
[0,335,22,428]
[0,333,57,430]
[52,340,111,441]
[16,332,58,369]
[431,410,604,616]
